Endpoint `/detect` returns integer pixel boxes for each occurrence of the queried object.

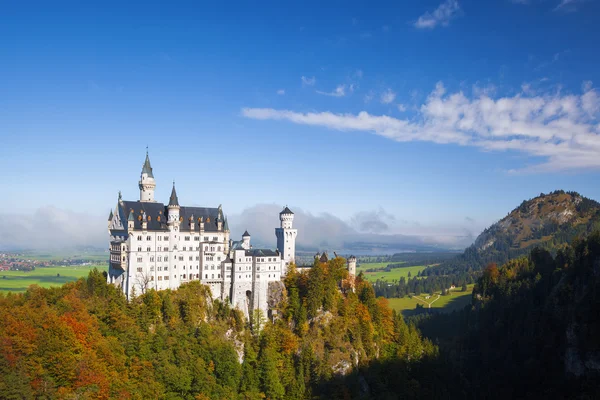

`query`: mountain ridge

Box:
[433,190,600,275]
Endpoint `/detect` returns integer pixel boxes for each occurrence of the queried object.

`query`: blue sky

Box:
[1,0,600,248]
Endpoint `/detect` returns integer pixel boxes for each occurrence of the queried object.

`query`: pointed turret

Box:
[142,151,154,178]
[108,209,113,221]
[139,149,156,202]
[169,182,179,207]
[224,216,230,232]
[128,210,135,221]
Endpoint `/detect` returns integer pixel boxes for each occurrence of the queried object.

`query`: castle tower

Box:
[167,182,180,229]
[242,230,251,249]
[276,206,297,270]
[347,255,357,277]
[139,150,156,202]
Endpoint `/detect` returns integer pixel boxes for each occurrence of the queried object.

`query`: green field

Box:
[0,265,108,293]
[12,251,107,262]
[357,262,427,283]
[386,285,475,315]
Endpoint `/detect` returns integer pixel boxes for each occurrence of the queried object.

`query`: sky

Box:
[1,0,600,250]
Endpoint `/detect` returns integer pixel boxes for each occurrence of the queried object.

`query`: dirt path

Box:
[413,294,440,309]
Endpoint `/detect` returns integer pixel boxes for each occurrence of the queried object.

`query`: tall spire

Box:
[141,149,154,178]
[169,182,179,207]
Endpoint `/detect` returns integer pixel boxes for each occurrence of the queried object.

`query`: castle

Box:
[107,152,297,318]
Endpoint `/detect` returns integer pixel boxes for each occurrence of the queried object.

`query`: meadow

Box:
[386,284,475,315]
[357,262,427,283]
[0,265,108,293]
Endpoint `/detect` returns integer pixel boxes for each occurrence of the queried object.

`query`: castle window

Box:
[189,256,193,261]
[179,256,183,261]
[196,274,199,278]
[151,276,154,281]
[217,246,221,251]
[183,266,186,270]
[205,274,208,279]
[196,256,199,261]
[164,247,168,251]
[137,247,142,252]
[218,274,221,278]
[137,235,142,241]
[204,237,209,241]
[196,247,199,251]
[211,274,214,279]
[183,247,186,251]
[185,236,190,241]
[158,266,162,271]
[147,247,151,251]
[213,237,218,241]
[158,276,162,281]
[158,256,162,262]
[137,257,142,262]
[137,267,142,272]
[157,236,162,241]
[183,274,186,279]
[164,266,168,271]
[150,256,154,262]
[157,246,161,252]
[164,236,168,241]
[164,276,169,280]
[146,236,151,241]
[194,237,200,241]
[205,246,208,251]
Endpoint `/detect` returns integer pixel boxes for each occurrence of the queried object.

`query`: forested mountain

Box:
[0,258,456,399]
[414,232,600,399]
[429,190,600,276]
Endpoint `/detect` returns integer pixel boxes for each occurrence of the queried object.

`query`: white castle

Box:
[107,152,297,318]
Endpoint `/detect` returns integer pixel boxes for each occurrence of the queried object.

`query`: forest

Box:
[1,234,599,399]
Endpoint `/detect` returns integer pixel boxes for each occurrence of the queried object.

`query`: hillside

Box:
[0,259,458,399]
[433,190,600,275]
[414,232,600,399]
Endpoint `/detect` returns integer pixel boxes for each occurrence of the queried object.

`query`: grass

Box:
[10,250,108,262]
[386,284,475,316]
[357,262,427,283]
[0,265,108,293]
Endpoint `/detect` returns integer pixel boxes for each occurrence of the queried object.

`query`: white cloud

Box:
[364,90,375,103]
[0,207,106,250]
[380,89,396,104]
[317,84,348,97]
[397,104,407,112]
[277,89,285,95]
[301,76,316,86]
[414,0,461,29]
[554,0,585,11]
[242,81,600,172]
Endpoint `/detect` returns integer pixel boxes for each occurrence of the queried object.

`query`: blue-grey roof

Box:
[108,210,113,221]
[142,153,154,178]
[245,248,280,257]
[242,230,250,237]
[169,185,179,207]
[280,206,293,215]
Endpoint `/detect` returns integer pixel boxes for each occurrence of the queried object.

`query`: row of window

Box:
[136,235,221,242]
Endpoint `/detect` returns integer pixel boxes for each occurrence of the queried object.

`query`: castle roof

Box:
[224,217,229,231]
[242,230,250,237]
[280,206,293,215]
[245,248,280,257]
[108,210,113,221]
[142,152,154,178]
[120,200,222,232]
[169,184,179,207]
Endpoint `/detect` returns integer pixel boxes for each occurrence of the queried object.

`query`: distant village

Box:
[0,252,106,272]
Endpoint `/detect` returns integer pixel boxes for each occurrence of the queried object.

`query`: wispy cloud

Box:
[317,84,349,97]
[277,89,285,95]
[364,90,375,103]
[554,0,586,11]
[242,81,600,172]
[414,0,462,29]
[397,104,407,112]
[380,89,396,104]
[301,76,316,86]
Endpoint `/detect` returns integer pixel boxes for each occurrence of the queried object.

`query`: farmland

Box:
[385,284,475,316]
[357,262,428,283]
[0,265,108,293]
